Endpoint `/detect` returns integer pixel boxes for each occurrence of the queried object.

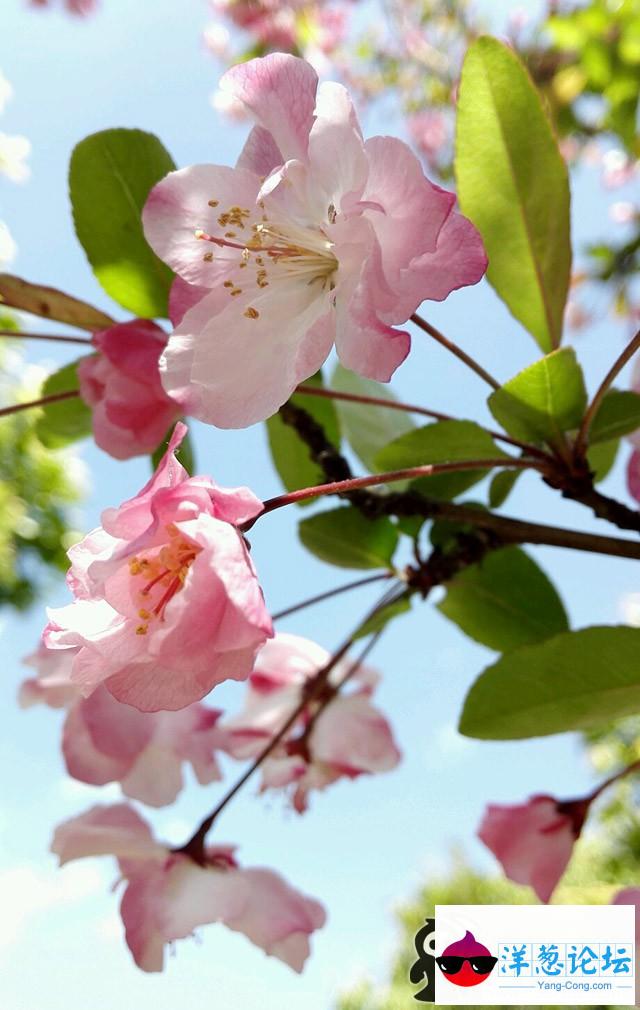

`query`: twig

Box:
[410,312,500,390]
[0,389,80,418]
[0,329,93,345]
[574,327,640,458]
[294,383,550,459]
[272,572,394,620]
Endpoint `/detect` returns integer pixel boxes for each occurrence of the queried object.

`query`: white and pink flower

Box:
[224,632,401,812]
[78,320,183,461]
[42,423,273,712]
[52,804,326,972]
[478,794,590,903]
[21,643,229,805]
[142,53,487,428]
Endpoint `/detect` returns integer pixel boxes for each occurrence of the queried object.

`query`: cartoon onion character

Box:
[436,930,498,987]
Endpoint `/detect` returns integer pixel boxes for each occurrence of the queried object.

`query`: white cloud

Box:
[0,861,108,949]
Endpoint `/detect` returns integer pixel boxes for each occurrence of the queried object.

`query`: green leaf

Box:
[438,547,568,652]
[354,594,412,640]
[488,348,587,446]
[459,626,640,740]
[488,468,523,508]
[35,359,93,448]
[266,372,340,506]
[298,507,398,570]
[587,437,619,483]
[151,423,195,476]
[0,274,115,331]
[69,129,175,318]
[330,363,415,471]
[374,419,507,500]
[456,36,571,351]
[589,389,640,444]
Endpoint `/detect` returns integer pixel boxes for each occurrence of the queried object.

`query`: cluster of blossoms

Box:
[17,45,637,983]
[205,0,351,83]
[26,422,400,969]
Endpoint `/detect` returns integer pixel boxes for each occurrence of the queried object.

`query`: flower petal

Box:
[220,53,317,162]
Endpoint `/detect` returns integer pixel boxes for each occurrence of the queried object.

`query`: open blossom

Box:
[52,804,326,972]
[20,645,229,805]
[43,423,273,712]
[478,794,591,903]
[143,53,487,428]
[223,632,401,812]
[77,319,182,460]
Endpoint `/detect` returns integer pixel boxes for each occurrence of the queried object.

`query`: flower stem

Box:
[0,329,93,345]
[574,326,640,458]
[0,389,80,418]
[178,586,399,860]
[272,571,394,621]
[257,457,539,513]
[410,312,501,390]
[588,758,640,803]
[294,383,550,459]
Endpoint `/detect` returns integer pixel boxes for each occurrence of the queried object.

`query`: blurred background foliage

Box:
[0,311,82,610]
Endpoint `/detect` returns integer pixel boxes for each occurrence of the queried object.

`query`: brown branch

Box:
[294,383,551,459]
[265,401,640,561]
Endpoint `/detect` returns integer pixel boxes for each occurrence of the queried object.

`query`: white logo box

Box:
[434,904,636,1006]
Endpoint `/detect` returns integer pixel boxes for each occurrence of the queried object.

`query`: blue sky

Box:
[1,1,639,1008]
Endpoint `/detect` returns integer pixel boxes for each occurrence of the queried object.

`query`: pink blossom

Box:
[43,423,273,712]
[51,804,326,972]
[224,632,401,811]
[407,111,448,164]
[143,53,487,428]
[612,889,640,1004]
[478,794,590,902]
[627,449,640,504]
[625,356,640,504]
[19,638,80,709]
[30,0,96,14]
[77,320,183,461]
[20,634,231,805]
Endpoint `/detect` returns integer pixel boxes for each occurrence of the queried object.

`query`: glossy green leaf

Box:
[488,348,587,446]
[587,438,619,483]
[266,372,340,506]
[456,36,571,351]
[298,507,398,570]
[438,547,569,652]
[0,273,115,331]
[330,363,415,471]
[488,468,524,508]
[589,389,640,444]
[151,423,195,476]
[35,359,92,448]
[375,419,507,500]
[69,129,175,318]
[459,626,640,740]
